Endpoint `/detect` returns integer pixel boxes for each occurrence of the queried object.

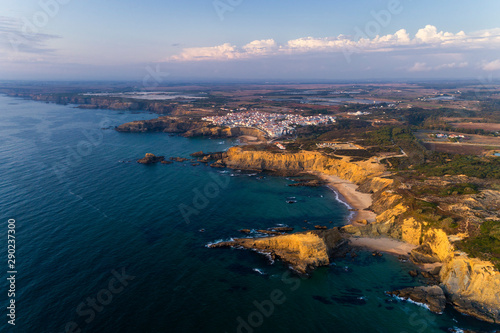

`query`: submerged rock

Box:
[388,285,446,314]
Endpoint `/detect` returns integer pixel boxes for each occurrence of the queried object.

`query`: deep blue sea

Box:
[1,94,498,333]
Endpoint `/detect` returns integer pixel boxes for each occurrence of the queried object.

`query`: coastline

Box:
[349,237,417,257]
[313,172,417,257]
[312,172,377,224]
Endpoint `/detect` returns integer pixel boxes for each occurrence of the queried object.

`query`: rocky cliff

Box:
[116,117,209,133]
[116,117,267,140]
[208,228,346,275]
[27,94,176,113]
[440,255,500,323]
[221,147,385,184]
[208,146,500,323]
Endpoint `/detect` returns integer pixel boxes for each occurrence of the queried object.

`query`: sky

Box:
[1,0,500,81]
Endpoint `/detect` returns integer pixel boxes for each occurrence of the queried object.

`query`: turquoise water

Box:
[0,95,498,333]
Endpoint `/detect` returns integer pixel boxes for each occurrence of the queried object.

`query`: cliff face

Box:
[209,229,346,275]
[184,126,267,140]
[214,146,500,323]
[116,117,209,133]
[116,118,267,140]
[223,147,385,184]
[440,256,500,323]
[29,94,176,113]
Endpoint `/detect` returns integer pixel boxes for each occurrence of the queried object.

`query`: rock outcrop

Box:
[28,94,177,113]
[137,153,165,164]
[388,286,446,314]
[203,145,500,324]
[208,228,347,275]
[440,255,500,323]
[117,117,209,133]
[116,117,267,140]
[219,147,385,183]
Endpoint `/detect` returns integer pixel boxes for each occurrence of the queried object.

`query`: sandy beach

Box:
[313,173,377,223]
[309,172,422,260]
[349,237,417,256]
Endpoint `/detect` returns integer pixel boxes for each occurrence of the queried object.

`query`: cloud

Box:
[242,39,277,55]
[166,25,500,62]
[409,61,469,72]
[0,16,60,54]
[435,62,468,70]
[169,43,241,61]
[482,59,500,71]
[409,62,431,72]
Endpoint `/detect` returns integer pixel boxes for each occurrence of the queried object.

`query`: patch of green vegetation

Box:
[415,154,500,179]
[333,149,373,158]
[439,183,479,196]
[411,183,479,197]
[401,197,460,235]
[357,126,500,180]
[457,221,500,270]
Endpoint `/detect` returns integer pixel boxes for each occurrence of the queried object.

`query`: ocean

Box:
[0,94,498,333]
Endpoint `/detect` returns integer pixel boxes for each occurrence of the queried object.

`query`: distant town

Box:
[202,111,336,138]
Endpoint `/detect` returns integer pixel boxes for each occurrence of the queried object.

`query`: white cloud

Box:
[414,25,466,44]
[166,25,500,62]
[0,16,60,54]
[242,39,277,55]
[435,62,469,70]
[409,61,469,72]
[409,62,431,72]
[169,43,241,61]
[482,59,500,71]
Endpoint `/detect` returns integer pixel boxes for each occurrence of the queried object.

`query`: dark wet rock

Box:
[388,285,446,314]
[190,151,206,157]
[256,230,282,236]
[161,160,173,165]
[410,244,440,264]
[315,225,327,230]
[170,157,189,162]
[271,227,294,232]
[210,160,226,168]
[288,179,326,187]
[421,271,432,279]
[409,270,419,277]
[137,153,165,164]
